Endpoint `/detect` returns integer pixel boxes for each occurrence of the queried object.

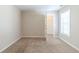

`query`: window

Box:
[60,9,70,36]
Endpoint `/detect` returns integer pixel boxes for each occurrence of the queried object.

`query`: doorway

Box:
[45,13,56,37]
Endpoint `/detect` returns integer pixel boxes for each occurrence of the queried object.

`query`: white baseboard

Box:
[59,37,79,52]
[22,36,46,39]
[0,37,21,52]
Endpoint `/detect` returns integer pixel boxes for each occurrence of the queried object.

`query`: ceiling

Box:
[15,5,62,11]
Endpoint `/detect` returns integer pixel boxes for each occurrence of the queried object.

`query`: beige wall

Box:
[59,5,79,49]
[0,6,21,52]
[21,10,45,37]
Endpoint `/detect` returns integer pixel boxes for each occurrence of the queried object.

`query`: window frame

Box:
[60,9,70,36]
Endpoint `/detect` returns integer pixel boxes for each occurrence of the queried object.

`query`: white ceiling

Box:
[15,5,62,11]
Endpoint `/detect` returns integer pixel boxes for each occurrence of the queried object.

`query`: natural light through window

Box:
[60,9,70,36]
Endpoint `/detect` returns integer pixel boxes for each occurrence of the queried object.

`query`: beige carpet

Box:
[2,35,79,53]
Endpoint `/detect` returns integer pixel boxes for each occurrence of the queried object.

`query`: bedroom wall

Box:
[21,10,45,38]
[58,5,79,50]
[0,6,21,52]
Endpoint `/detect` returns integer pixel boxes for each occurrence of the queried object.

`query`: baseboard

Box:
[0,37,21,52]
[22,36,46,39]
[59,37,79,52]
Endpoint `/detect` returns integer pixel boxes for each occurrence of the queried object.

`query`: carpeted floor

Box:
[2,35,79,53]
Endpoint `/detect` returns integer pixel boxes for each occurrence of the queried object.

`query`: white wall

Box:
[0,6,21,52]
[59,5,79,50]
[21,10,45,37]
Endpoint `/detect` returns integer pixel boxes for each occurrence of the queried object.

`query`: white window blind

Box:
[60,9,70,36]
